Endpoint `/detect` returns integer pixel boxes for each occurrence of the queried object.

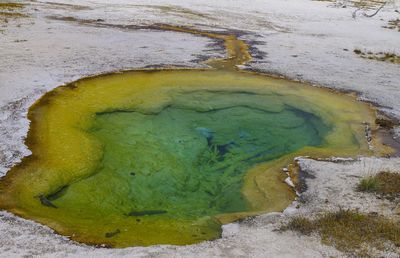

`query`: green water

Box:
[50,91,330,219]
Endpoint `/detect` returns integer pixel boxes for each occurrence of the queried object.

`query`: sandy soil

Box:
[1,0,400,257]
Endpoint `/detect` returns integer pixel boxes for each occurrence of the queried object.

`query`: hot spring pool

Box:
[0,69,386,247]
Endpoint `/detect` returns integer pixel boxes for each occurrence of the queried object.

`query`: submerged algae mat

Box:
[0,26,390,247]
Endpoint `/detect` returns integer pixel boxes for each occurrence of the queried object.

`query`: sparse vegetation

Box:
[0,2,29,30]
[311,0,387,9]
[375,171,400,196]
[282,209,400,256]
[353,0,387,8]
[0,11,27,18]
[358,171,400,201]
[354,49,400,64]
[357,176,380,191]
[0,3,25,10]
[383,18,400,32]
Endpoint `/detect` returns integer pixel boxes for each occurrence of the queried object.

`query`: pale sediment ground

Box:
[284,157,400,257]
[289,157,400,219]
[0,208,345,257]
[1,0,400,257]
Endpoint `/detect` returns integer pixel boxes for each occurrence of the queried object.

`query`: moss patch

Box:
[282,209,400,256]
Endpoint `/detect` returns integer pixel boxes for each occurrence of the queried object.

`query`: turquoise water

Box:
[51,91,330,219]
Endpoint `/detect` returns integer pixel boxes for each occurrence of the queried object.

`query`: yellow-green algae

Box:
[0,27,391,248]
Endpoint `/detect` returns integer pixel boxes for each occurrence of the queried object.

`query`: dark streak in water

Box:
[228,91,257,95]
[105,229,120,238]
[47,185,69,201]
[37,194,57,208]
[127,210,167,217]
[96,110,133,116]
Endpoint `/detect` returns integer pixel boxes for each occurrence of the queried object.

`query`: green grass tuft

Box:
[358,171,400,199]
[357,176,380,192]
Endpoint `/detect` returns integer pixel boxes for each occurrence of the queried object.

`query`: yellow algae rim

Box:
[0,26,393,247]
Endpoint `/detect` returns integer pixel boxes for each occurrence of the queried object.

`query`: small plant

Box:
[357,176,380,192]
[358,171,400,200]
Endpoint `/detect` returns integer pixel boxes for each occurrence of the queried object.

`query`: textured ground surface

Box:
[1,0,400,257]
